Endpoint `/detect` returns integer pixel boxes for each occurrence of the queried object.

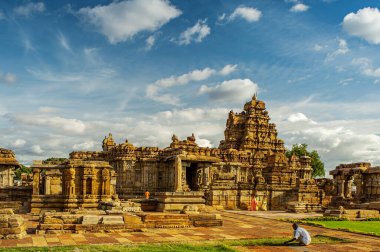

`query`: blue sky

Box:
[1,0,380,173]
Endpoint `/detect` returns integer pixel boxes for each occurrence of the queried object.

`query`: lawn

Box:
[305,220,380,236]
[0,235,350,252]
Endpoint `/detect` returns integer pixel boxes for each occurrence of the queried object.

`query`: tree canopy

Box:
[285,143,325,178]
[14,164,32,180]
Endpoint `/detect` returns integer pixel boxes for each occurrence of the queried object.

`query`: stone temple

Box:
[1,95,380,237]
[30,95,325,213]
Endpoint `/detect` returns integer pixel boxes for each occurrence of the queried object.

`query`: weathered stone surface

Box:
[30,159,117,213]
[81,215,101,225]
[0,208,14,214]
[102,215,124,225]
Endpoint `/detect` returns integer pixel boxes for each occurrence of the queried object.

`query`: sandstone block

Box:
[4,233,26,239]
[102,215,124,225]
[39,224,62,230]
[0,209,14,215]
[123,214,143,225]
[8,216,24,227]
[43,216,63,224]
[81,215,101,225]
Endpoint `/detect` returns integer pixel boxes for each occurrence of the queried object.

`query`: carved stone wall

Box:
[329,163,380,208]
[30,159,117,213]
[0,148,19,188]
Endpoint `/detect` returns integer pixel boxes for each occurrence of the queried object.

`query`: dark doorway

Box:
[86,178,92,195]
[186,163,198,191]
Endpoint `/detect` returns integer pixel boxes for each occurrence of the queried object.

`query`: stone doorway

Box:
[186,163,198,191]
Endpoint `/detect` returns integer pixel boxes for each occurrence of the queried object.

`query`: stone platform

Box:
[155,191,206,212]
[1,211,380,251]
[36,210,222,234]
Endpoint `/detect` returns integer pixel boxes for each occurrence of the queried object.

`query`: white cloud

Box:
[178,19,210,45]
[198,79,259,103]
[146,65,237,105]
[325,39,349,62]
[352,58,380,77]
[145,35,155,50]
[78,0,181,44]
[31,145,43,155]
[57,32,71,51]
[14,2,45,17]
[5,114,86,134]
[288,113,309,123]
[219,64,237,75]
[227,6,262,23]
[339,78,354,86]
[343,7,380,44]
[73,141,95,150]
[313,44,324,51]
[11,139,26,148]
[290,3,309,13]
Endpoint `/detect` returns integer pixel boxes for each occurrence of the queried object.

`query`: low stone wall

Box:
[324,208,380,219]
[0,209,27,239]
[287,202,322,213]
[37,210,222,234]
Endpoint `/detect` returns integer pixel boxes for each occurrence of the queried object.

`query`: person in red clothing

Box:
[251,194,258,211]
[145,190,150,200]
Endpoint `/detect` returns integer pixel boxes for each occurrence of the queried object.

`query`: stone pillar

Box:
[345,179,353,198]
[354,177,362,199]
[174,156,182,192]
[45,176,51,195]
[82,178,87,195]
[32,169,40,195]
[338,180,345,198]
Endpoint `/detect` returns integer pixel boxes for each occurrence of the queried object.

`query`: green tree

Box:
[14,164,32,180]
[285,143,325,178]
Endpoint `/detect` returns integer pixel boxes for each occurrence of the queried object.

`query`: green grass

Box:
[305,220,380,236]
[0,235,351,252]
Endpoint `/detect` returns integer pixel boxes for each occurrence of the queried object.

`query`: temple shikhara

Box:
[1,95,379,237]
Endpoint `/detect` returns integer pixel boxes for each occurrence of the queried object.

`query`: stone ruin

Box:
[2,95,380,238]
[0,148,18,188]
[0,209,27,239]
[326,162,380,214]
[0,148,31,214]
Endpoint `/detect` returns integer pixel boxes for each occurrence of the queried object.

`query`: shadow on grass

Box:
[0,235,352,252]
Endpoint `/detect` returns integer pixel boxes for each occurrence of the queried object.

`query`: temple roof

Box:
[0,148,20,167]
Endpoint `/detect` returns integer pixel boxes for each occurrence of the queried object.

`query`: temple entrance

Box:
[186,163,198,191]
[86,178,92,195]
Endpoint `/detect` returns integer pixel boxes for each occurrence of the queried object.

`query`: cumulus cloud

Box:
[5,114,86,134]
[11,139,26,148]
[198,79,259,103]
[14,2,45,17]
[223,6,262,23]
[352,58,380,77]
[31,145,44,155]
[287,113,316,124]
[78,0,181,44]
[146,65,237,105]
[343,7,380,44]
[325,39,349,62]
[178,19,210,45]
[290,3,309,12]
